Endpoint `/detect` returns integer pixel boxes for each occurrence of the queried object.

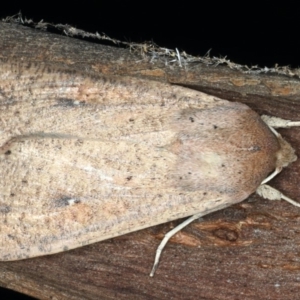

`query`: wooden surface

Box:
[0,21,300,300]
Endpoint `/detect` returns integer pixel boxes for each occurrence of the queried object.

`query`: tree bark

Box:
[0,21,300,300]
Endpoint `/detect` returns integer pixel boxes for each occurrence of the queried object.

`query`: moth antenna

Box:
[260,167,282,185]
[150,203,228,277]
[150,212,203,277]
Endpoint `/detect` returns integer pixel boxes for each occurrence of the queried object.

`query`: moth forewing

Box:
[0,61,298,275]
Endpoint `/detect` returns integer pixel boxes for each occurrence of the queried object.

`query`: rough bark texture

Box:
[0,21,300,300]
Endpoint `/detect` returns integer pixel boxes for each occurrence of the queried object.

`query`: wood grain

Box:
[0,21,300,300]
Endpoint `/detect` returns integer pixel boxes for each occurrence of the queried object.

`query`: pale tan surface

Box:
[0,60,289,262]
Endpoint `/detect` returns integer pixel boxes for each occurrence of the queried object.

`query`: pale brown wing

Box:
[0,62,280,260]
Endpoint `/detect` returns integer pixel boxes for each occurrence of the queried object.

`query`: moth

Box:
[0,61,299,276]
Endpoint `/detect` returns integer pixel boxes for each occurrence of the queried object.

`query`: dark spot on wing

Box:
[54,196,81,207]
[54,98,86,108]
[0,205,11,214]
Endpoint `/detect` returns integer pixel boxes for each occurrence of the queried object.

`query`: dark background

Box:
[2,1,300,68]
[1,1,299,299]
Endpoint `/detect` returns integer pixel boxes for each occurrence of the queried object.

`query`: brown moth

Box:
[0,61,298,276]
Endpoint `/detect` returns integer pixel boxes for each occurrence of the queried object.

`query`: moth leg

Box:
[261,115,300,129]
[150,212,204,277]
[256,184,300,208]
